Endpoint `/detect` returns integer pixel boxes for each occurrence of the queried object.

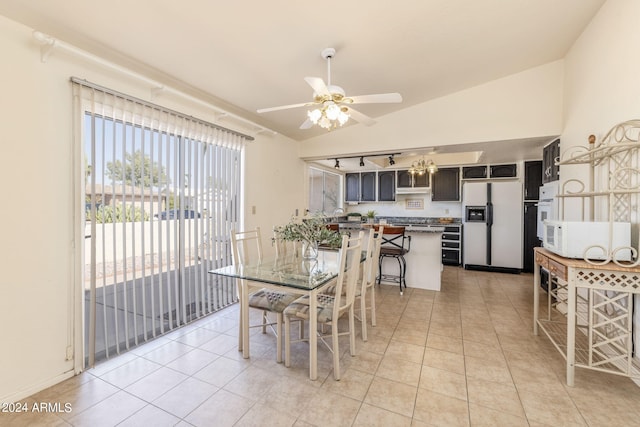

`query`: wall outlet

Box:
[251,205,256,215]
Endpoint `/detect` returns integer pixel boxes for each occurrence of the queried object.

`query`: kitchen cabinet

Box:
[378,171,395,201]
[542,138,560,183]
[489,163,517,178]
[397,170,428,188]
[524,160,543,201]
[345,173,360,202]
[431,167,460,201]
[523,202,539,272]
[462,165,487,179]
[361,172,376,201]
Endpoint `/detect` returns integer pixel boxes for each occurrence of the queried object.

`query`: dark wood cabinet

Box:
[523,202,540,272]
[543,139,560,183]
[345,173,360,202]
[524,160,543,201]
[431,167,460,201]
[397,170,412,188]
[361,172,376,201]
[462,165,488,179]
[397,169,428,187]
[490,163,517,178]
[378,171,395,201]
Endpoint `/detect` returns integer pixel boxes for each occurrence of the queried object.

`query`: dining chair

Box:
[283,232,363,380]
[376,226,411,295]
[272,231,298,258]
[356,226,384,341]
[231,227,298,363]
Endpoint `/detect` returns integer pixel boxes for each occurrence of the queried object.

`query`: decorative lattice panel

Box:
[575,269,640,291]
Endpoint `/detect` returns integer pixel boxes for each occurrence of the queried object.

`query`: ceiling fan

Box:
[257,47,402,130]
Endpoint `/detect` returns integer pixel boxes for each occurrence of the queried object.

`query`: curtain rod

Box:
[71,77,255,141]
[33,30,276,139]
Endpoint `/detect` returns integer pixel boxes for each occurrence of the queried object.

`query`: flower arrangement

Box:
[274,214,343,251]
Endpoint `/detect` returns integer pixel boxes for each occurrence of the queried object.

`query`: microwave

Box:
[543,220,632,261]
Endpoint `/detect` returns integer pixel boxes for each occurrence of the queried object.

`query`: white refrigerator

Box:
[462,181,523,272]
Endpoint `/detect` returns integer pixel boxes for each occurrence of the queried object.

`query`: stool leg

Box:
[396,256,403,295]
[377,256,383,285]
[400,255,407,291]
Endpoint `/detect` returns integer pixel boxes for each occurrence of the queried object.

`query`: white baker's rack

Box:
[556,119,640,266]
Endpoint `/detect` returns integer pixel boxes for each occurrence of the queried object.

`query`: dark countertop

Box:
[337,223,445,233]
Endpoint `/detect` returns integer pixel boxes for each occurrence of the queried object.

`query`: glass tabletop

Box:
[209,250,363,291]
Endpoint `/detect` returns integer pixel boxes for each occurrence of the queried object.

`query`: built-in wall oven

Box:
[536,181,559,293]
[536,181,559,240]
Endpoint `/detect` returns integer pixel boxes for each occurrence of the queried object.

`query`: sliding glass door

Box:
[75,80,247,367]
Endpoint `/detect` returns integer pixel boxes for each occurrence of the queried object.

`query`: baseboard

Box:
[464,264,522,274]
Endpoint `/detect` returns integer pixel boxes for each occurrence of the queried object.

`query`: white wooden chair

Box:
[356,226,384,341]
[283,232,363,380]
[231,227,298,363]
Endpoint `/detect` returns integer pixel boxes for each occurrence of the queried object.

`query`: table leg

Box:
[566,276,576,386]
[241,280,250,359]
[533,262,540,335]
[309,288,318,380]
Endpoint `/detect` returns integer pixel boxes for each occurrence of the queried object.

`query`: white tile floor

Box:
[3,267,640,426]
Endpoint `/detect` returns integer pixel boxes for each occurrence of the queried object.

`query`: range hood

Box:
[396,186,430,195]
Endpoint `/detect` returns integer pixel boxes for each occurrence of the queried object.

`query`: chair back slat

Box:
[364,226,384,286]
[231,227,263,265]
[333,231,363,315]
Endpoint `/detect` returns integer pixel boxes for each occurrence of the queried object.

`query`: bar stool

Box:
[376,226,411,295]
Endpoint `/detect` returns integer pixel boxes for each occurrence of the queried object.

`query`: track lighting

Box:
[334,158,340,169]
[359,156,365,167]
[389,155,395,166]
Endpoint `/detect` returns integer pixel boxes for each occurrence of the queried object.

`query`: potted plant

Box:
[274,214,342,259]
[365,210,376,224]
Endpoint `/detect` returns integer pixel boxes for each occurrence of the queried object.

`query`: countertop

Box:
[337,223,445,233]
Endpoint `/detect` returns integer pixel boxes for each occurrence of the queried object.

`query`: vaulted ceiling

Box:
[0,0,605,166]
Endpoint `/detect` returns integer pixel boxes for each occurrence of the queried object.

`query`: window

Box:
[308,167,341,214]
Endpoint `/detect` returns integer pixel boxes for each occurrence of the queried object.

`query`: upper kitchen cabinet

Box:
[345,172,376,202]
[397,170,429,188]
[431,167,460,201]
[378,171,396,201]
[543,138,560,183]
[345,173,360,202]
[361,172,376,202]
[524,160,543,201]
[462,165,488,180]
[489,163,517,178]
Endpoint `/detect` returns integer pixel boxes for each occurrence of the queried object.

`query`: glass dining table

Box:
[209,249,357,380]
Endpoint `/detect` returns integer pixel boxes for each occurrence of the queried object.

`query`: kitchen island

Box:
[338,222,445,292]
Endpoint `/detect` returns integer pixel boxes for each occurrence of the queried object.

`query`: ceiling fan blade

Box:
[346,107,376,127]
[348,93,403,104]
[257,102,312,114]
[299,118,314,129]
[304,77,331,97]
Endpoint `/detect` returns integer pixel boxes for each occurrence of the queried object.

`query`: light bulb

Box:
[307,109,321,124]
[337,110,349,125]
[325,103,340,120]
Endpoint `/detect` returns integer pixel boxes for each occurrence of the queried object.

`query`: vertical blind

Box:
[73,78,248,367]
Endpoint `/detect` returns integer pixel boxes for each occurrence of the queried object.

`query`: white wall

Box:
[0,15,305,402]
[560,0,640,363]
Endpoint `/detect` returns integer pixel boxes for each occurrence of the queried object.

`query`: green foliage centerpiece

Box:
[274,214,342,259]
